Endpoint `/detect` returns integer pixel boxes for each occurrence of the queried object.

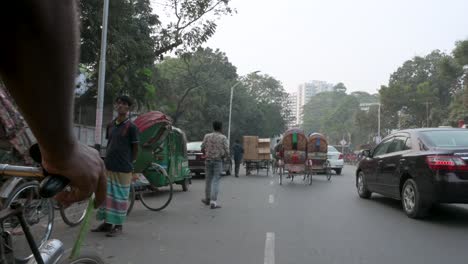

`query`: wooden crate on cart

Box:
[243,136,271,175]
[257,138,271,160]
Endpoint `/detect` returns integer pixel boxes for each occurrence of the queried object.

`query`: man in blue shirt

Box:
[93,95,139,237]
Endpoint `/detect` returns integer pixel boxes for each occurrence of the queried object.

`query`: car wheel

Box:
[357,171,371,199]
[401,179,431,219]
[335,168,342,175]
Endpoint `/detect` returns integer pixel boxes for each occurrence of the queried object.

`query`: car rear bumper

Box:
[433,173,468,203]
[328,159,344,169]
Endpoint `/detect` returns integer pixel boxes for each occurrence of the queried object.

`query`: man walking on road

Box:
[201,121,229,209]
[232,139,244,177]
[92,95,139,237]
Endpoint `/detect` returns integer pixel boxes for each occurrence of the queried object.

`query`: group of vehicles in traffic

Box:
[3,99,468,263]
[271,128,343,185]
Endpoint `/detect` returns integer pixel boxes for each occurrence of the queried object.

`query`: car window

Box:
[404,137,412,150]
[420,130,468,148]
[328,146,338,152]
[187,142,202,151]
[372,138,393,157]
[387,136,408,153]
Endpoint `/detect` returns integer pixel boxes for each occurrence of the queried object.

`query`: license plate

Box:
[188,155,196,160]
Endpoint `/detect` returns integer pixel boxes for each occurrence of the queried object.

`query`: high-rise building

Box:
[296,81,334,125]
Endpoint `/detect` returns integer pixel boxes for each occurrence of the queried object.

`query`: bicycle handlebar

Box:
[0,164,70,198]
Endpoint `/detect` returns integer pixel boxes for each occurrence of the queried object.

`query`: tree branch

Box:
[155,39,183,57]
[178,0,223,31]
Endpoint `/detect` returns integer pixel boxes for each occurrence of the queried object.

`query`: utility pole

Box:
[377,103,381,142]
[94,0,110,152]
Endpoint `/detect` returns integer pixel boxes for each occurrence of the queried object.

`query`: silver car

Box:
[327,146,344,175]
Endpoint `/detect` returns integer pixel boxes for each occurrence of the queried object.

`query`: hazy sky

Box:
[204,0,468,94]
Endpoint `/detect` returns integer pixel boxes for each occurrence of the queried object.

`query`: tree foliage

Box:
[77,0,233,111]
[379,50,463,129]
[153,48,287,143]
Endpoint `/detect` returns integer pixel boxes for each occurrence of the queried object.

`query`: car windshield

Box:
[420,130,468,148]
[187,142,202,151]
[328,146,338,152]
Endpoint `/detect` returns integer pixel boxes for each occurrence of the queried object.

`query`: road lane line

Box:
[269,194,274,204]
[264,232,275,264]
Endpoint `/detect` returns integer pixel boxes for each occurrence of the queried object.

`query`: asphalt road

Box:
[52,165,468,264]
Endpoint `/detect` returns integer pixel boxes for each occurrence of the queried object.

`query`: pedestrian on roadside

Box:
[201,121,229,209]
[232,139,244,177]
[92,95,139,237]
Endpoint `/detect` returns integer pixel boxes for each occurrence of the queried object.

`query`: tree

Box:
[78,0,158,114]
[154,48,238,128]
[379,50,462,128]
[153,0,234,57]
[302,91,360,145]
[152,48,287,142]
[77,0,234,119]
[333,82,347,93]
[241,73,289,137]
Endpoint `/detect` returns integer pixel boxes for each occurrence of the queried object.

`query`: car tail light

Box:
[338,154,343,160]
[426,155,468,171]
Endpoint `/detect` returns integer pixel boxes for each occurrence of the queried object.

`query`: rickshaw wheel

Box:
[139,174,173,211]
[127,184,135,215]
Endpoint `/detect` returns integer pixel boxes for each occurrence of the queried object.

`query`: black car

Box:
[356,128,468,218]
[187,141,232,176]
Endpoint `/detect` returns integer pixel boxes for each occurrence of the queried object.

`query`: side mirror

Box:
[362,149,371,158]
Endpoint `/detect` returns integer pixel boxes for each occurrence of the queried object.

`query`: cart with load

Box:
[277,128,307,185]
[129,111,191,213]
[243,136,271,176]
[305,133,331,182]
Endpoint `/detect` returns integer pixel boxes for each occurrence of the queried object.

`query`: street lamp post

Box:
[367,103,381,143]
[94,0,110,152]
[227,70,260,144]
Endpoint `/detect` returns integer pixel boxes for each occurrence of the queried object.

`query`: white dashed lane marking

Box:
[264,232,275,264]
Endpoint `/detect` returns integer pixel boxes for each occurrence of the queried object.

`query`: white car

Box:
[327,146,344,175]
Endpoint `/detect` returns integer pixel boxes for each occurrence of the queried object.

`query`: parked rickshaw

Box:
[128,111,191,213]
[277,128,307,185]
[305,133,331,184]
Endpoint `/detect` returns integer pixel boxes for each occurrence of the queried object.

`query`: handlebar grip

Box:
[39,175,70,198]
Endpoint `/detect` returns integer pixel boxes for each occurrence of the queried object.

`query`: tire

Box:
[4,181,54,262]
[57,249,105,264]
[401,179,431,219]
[139,174,173,211]
[357,171,372,199]
[127,184,135,215]
[60,198,89,227]
[181,178,189,192]
[335,168,342,175]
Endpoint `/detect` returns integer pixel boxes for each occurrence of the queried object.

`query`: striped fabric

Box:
[96,171,132,225]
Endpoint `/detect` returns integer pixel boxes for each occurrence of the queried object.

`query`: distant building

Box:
[296,81,334,125]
